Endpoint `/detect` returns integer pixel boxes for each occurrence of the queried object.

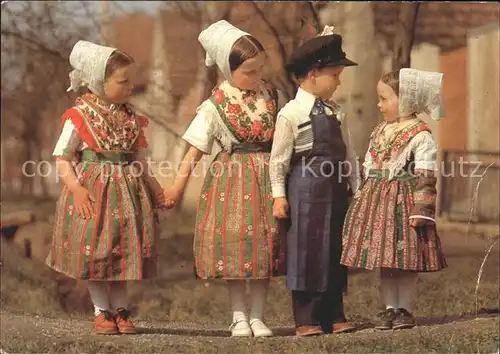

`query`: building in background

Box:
[88,3,500,223]
[1,2,498,225]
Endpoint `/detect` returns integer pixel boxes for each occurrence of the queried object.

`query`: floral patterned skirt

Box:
[193,151,284,280]
[46,160,158,280]
[341,171,447,272]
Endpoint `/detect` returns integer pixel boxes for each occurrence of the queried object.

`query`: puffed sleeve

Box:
[413,131,438,171]
[340,114,361,193]
[276,89,287,111]
[182,101,216,154]
[52,119,83,159]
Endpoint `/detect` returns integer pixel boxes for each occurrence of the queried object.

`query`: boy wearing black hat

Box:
[269,26,361,337]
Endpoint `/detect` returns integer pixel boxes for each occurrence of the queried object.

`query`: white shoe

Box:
[250,319,273,337]
[229,319,252,337]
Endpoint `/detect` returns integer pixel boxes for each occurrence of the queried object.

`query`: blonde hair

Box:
[380,70,400,96]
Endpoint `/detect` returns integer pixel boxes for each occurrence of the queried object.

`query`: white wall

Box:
[467,22,500,222]
[410,43,442,137]
[467,22,500,153]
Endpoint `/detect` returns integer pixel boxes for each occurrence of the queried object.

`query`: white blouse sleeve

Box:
[413,131,437,171]
[52,119,83,159]
[341,116,361,193]
[276,89,287,111]
[269,116,294,198]
[182,103,216,155]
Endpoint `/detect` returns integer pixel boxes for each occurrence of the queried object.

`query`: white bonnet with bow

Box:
[198,20,251,83]
[66,40,117,96]
[398,68,444,121]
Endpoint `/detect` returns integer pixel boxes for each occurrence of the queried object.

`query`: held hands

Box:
[163,187,182,209]
[273,197,289,219]
[72,185,95,219]
[153,188,166,209]
[409,217,433,228]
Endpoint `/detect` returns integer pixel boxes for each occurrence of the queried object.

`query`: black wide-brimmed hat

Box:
[286,34,358,78]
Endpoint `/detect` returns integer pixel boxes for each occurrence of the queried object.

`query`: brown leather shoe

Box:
[95,311,119,335]
[114,308,136,334]
[392,308,416,330]
[296,325,324,337]
[375,308,397,330]
[332,322,356,334]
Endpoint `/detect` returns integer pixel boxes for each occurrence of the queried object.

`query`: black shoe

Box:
[375,308,397,330]
[392,308,416,330]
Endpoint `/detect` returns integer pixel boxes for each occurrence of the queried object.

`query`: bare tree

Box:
[250,2,298,98]
[1,1,111,197]
[0,1,326,200]
[221,1,322,100]
[391,3,421,70]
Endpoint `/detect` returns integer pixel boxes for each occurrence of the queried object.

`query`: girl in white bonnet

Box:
[163,20,286,337]
[46,41,165,335]
[341,68,447,330]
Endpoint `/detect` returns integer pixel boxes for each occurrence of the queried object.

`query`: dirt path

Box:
[1,311,498,353]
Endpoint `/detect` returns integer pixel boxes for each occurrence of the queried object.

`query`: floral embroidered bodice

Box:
[209,81,278,143]
[74,93,148,151]
[368,119,430,168]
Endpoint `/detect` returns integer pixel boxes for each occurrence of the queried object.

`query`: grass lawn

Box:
[1,211,499,353]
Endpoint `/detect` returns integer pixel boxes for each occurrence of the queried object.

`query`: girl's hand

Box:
[409,217,431,228]
[273,197,289,219]
[72,185,95,219]
[153,188,166,209]
[164,187,181,209]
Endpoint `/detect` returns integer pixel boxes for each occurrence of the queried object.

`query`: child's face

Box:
[310,66,344,100]
[376,80,399,122]
[231,52,266,91]
[103,64,135,104]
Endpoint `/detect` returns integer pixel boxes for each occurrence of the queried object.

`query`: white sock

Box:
[249,279,269,322]
[397,272,418,313]
[227,280,247,322]
[87,281,110,316]
[380,269,399,310]
[108,281,128,312]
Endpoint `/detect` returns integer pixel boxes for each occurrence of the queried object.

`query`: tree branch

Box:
[132,103,183,139]
[1,29,66,60]
[306,2,321,33]
[391,3,421,70]
[250,1,297,98]
[172,1,203,22]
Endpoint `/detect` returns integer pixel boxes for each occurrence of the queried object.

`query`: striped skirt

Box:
[194,151,283,280]
[46,159,158,280]
[341,170,447,272]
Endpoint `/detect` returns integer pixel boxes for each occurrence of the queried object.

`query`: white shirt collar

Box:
[295,87,318,114]
[295,87,339,117]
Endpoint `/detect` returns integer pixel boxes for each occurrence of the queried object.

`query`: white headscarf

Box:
[398,68,444,121]
[198,20,251,84]
[66,40,116,97]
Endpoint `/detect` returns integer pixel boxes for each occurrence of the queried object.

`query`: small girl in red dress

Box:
[47,41,165,335]
[341,69,447,330]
